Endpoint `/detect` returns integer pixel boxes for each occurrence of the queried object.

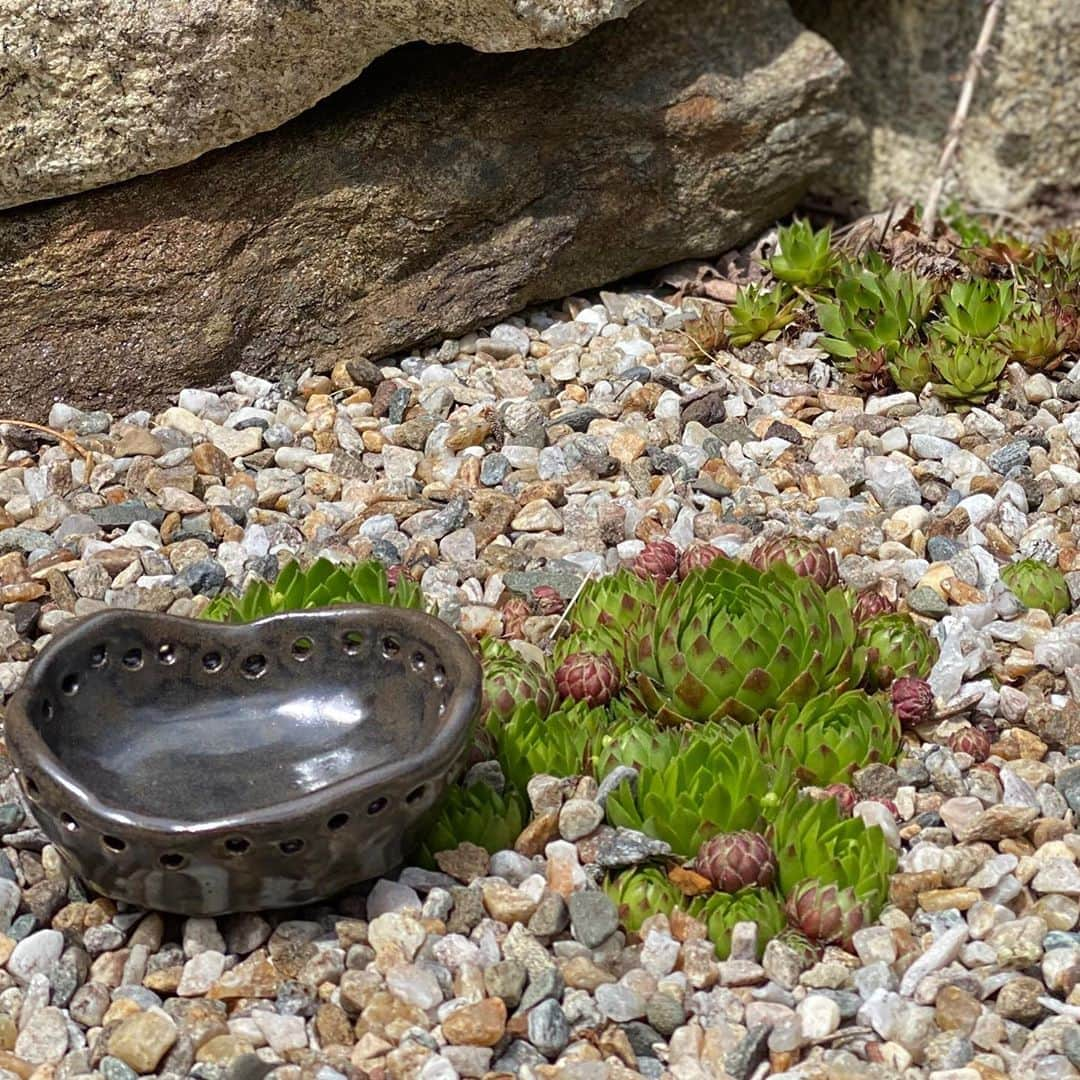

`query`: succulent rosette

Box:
[695,832,778,892]
[531,585,566,616]
[851,589,896,624]
[416,783,526,867]
[633,561,866,725]
[861,612,939,689]
[785,880,868,952]
[555,568,659,670]
[772,793,895,923]
[591,717,687,780]
[606,724,787,858]
[556,651,620,707]
[761,690,900,788]
[747,536,840,590]
[604,868,685,934]
[679,541,727,580]
[1000,559,1070,618]
[492,700,607,795]
[202,556,425,621]
[481,640,557,724]
[890,676,935,727]
[948,726,992,762]
[634,539,680,583]
[687,887,788,960]
[501,597,531,639]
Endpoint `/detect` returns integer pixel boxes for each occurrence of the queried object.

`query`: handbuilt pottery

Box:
[5,605,481,915]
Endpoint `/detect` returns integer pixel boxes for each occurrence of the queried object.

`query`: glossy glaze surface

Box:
[6,604,480,914]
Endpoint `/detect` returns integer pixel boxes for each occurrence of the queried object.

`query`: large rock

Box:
[792,0,1080,212]
[1,0,643,209]
[0,0,853,419]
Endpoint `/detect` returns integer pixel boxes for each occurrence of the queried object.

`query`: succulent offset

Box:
[679,541,726,580]
[694,831,777,892]
[604,868,684,934]
[862,612,939,689]
[605,724,785,858]
[556,568,659,670]
[481,640,556,724]
[890,676,935,728]
[767,220,838,290]
[852,589,896,624]
[417,783,526,866]
[1000,558,1070,618]
[633,539,679,583]
[762,690,900,788]
[727,283,798,347]
[686,887,788,960]
[491,699,605,794]
[785,880,868,951]
[555,650,620,707]
[747,536,840,590]
[634,560,865,725]
[202,557,425,622]
[772,793,895,920]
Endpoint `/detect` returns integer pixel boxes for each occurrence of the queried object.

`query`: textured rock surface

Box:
[0,0,852,419]
[0,0,643,208]
[791,0,1080,211]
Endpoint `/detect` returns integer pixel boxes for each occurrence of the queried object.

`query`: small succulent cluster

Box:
[1000,558,1071,619]
[201,556,425,622]
[471,537,939,958]
[711,215,1080,409]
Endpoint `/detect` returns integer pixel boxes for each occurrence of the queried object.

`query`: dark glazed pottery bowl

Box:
[5,605,481,915]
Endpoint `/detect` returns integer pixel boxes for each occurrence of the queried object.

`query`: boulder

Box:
[792,0,1080,212]
[0,0,854,419]
[1,0,643,208]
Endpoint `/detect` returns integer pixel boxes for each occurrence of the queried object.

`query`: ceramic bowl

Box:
[5,605,481,915]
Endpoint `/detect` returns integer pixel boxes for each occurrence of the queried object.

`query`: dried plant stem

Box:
[544,565,595,652]
[0,419,94,465]
[921,0,1006,239]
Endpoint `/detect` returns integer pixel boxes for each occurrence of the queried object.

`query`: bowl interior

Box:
[29,612,459,823]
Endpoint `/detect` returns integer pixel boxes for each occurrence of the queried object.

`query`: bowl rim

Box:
[5,604,481,836]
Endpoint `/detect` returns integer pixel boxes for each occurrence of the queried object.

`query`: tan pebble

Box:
[143,967,182,994]
[102,999,142,1025]
[107,1010,178,1073]
[441,997,506,1047]
[194,1035,255,1064]
[918,563,956,598]
[919,888,981,912]
[0,1051,35,1079]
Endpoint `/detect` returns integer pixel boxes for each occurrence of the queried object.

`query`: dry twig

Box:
[0,419,94,466]
[921,0,1006,238]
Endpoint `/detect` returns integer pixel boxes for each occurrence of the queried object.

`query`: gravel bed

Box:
[0,279,1077,1080]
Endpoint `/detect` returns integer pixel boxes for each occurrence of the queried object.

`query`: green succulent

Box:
[633,560,865,725]
[604,868,685,934]
[556,568,660,670]
[202,557,424,621]
[491,699,607,794]
[687,887,788,960]
[816,253,936,363]
[481,639,557,725]
[761,690,901,788]
[888,341,934,394]
[772,793,895,918]
[997,311,1070,370]
[1000,559,1071,618]
[605,724,787,858]
[590,715,687,779]
[767,220,839,290]
[862,612,939,689]
[927,336,1008,405]
[415,782,526,867]
[727,284,799,348]
[934,279,1016,344]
